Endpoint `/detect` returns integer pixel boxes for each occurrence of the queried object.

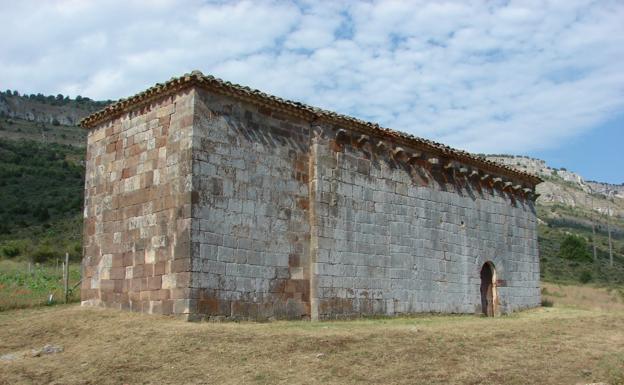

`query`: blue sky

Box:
[530,114,624,184]
[1,0,623,183]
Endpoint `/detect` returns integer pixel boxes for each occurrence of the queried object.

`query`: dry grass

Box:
[1,286,623,385]
[542,282,624,311]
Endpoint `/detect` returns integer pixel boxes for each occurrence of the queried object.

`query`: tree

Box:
[579,270,592,283]
[36,206,50,221]
[559,235,591,261]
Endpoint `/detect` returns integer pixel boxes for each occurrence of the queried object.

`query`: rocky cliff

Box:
[0,92,106,126]
[486,155,624,218]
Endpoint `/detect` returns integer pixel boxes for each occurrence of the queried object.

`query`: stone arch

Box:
[480,261,497,316]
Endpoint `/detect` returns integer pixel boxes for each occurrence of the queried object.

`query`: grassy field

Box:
[0,284,623,385]
[0,260,81,311]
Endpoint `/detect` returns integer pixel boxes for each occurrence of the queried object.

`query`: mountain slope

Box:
[486,155,624,284]
[0,91,621,285]
[0,89,109,146]
[0,91,101,261]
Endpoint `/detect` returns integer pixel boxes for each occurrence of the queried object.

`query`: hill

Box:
[0,91,102,262]
[485,155,624,284]
[0,90,106,147]
[0,91,622,286]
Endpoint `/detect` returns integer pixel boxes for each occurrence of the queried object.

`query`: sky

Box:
[1,0,622,184]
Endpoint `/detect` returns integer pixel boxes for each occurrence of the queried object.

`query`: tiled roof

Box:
[80,71,542,185]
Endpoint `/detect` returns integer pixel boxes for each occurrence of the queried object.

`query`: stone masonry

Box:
[81,71,542,320]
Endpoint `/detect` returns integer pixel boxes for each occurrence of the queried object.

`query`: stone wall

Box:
[310,131,540,319]
[81,89,195,317]
[190,89,312,320]
[83,83,540,320]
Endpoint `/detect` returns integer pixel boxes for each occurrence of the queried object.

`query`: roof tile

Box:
[80,71,541,185]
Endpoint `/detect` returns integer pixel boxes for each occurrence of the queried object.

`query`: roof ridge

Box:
[80,71,541,185]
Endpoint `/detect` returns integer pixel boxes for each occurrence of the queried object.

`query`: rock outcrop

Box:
[486,155,624,218]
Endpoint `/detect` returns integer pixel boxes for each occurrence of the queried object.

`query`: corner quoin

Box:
[80,71,542,321]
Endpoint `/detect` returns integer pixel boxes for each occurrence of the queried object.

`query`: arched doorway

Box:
[480,262,497,316]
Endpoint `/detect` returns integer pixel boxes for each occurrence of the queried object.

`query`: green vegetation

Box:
[538,203,624,285]
[0,139,84,263]
[0,259,81,311]
[0,116,87,146]
[559,234,591,261]
[0,120,621,315]
[1,89,112,109]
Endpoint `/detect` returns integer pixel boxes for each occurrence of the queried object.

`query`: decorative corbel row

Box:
[408,151,423,164]
[356,134,369,146]
[328,126,536,200]
[443,160,455,170]
[392,146,408,162]
[335,129,349,144]
[311,124,325,140]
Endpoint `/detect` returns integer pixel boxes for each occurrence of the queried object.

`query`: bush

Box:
[0,240,31,258]
[35,206,50,221]
[32,245,58,263]
[541,298,554,307]
[559,235,591,261]
[0,243,21,258]
[579,270,593,284]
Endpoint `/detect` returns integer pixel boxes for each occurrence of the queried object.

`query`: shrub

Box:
[0,243,21,258]
[32,245,57,263]
[35,206,50,221]
[559,235,591,261]
[579,270,593,284]
[0,240,30,258]
[541,298,554,307]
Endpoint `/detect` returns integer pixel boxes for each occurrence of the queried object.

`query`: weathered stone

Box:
[81,74,541,321]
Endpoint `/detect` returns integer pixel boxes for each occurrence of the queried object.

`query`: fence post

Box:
[64,252,69,304]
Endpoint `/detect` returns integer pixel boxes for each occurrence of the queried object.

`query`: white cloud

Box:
[1,0,623,154]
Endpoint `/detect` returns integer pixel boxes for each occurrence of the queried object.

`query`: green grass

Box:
[0,259,81,311]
